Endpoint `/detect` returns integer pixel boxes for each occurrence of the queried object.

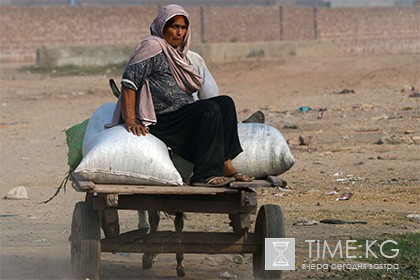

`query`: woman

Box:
[108,4,253,186]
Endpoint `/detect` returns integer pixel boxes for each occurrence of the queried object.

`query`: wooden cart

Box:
[70,173,285,280]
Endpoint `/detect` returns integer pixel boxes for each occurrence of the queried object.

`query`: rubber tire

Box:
[253,204,285,280]
[71,201,101,280]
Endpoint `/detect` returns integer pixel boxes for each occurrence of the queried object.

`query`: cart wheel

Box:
[71,201,101,280]
[253,204,285,280]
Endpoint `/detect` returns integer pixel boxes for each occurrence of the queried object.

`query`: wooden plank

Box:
[70,172,95,192]
[70,171,271,195]
[101,231,260,254]
[100,208,120,238]
[115,194,257,214]
[231,179,273,188]
[90,184,241,195]
[102,228,149,243]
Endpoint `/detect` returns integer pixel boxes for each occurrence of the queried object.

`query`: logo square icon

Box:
[265,238,295,270]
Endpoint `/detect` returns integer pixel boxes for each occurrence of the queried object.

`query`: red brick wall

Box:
[0,5,158,62]
[317,7,420,53]
[1,5,419,62]
[202,6,280,43]
[281,6,315,41]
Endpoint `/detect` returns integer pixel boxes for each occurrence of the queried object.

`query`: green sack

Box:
[65,119,89,170]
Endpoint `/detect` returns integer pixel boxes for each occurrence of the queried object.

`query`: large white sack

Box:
[232,123,295,179]
[75,103,183,185]
[82,102,115,153]
[187,51,219,100]
[171,123,295,181]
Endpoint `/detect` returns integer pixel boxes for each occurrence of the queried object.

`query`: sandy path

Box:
[0,53,419,279]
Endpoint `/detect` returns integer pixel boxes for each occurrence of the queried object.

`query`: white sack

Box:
[75,103,183,185]
[232,123,295,179]
[82,102,114,153]
[170,123,295,181]
[187,51,219,100]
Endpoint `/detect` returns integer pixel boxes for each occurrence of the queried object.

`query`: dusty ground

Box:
[0,52,419,279]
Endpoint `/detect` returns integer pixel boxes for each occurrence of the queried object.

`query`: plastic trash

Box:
[336,192,353,201]
[298,106,312,112]
[406,214,420,220]
[326,191,338,195]
[4,186,28,200]
[336,89,355,94]
[320,219,367,224]
[293,219,318,226]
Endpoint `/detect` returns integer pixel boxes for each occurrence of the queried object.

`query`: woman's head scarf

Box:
[150,4,191,56]
[129,4,193,64]
[107,4,203,127]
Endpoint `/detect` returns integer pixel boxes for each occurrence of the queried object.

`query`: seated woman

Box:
[107,4,253,186]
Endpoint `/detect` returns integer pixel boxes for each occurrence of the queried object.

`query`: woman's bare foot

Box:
[223,160,254,182]
[227,172,254,182]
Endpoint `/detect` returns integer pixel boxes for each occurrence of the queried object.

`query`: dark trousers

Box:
[149,95,243,183]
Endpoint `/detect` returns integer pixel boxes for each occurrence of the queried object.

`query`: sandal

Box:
[227,172,255,182]
[191,176,235,187]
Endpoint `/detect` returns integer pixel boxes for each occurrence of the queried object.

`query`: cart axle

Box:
[101,230,260,254]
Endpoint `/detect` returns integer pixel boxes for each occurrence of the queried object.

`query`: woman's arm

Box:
[121,85,149,136]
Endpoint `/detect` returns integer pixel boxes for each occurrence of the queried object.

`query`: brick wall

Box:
[1,5,419,62]
[281,6,315,40]
[317,7,420,53]
[0,5,159,62]
[202,6,281,43]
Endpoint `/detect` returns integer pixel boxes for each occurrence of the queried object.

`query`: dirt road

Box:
[0,53,419,279]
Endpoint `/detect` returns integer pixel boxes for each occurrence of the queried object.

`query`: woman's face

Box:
[163,15,188,48]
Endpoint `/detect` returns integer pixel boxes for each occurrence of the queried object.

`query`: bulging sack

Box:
[171,123,295,181]
[75,103,183,185]
[82,102,114,151]
[187,51,219,100]
[232,123,295,179]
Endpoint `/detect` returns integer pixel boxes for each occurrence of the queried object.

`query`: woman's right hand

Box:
[121,86,149,136]
[125,122,149,136]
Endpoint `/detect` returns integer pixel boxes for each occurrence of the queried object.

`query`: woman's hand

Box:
[125,122,149,136]
[121,86,149,136]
